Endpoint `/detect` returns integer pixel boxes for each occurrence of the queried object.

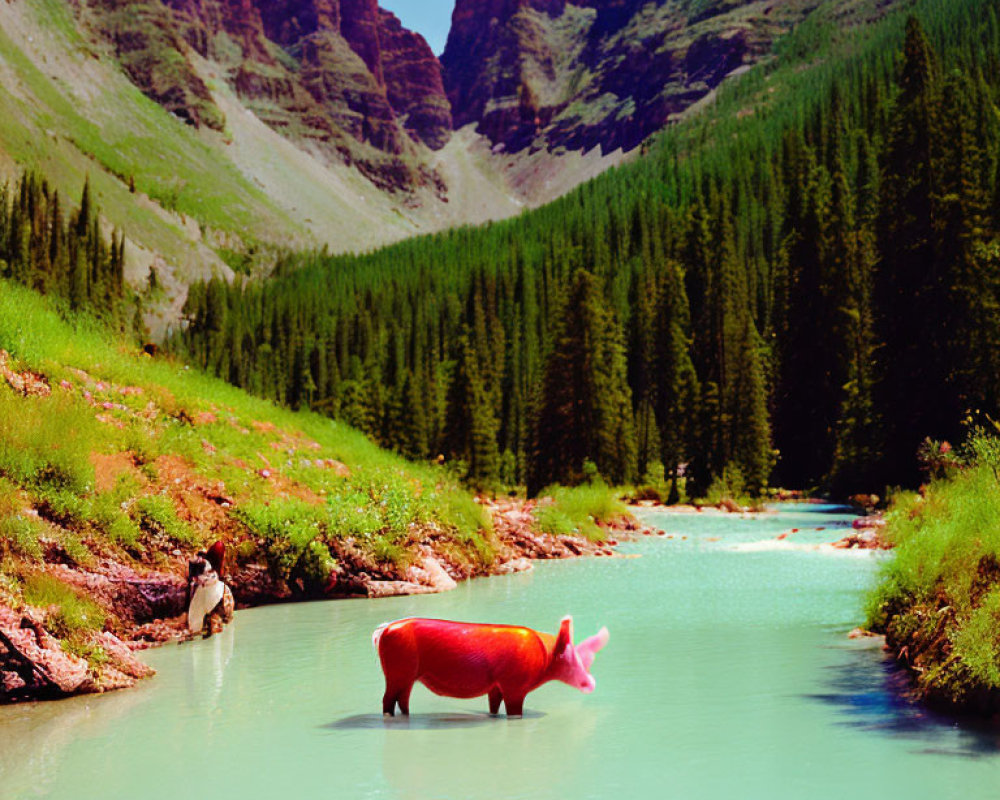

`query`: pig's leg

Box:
[397,683,413,716]
[382,680,413,716]
[382,688,399,716]
[488,687,503,715]
[503,694,525,718]
[378,627,418,716]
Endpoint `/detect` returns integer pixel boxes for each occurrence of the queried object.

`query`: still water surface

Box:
[3,505,1000,799]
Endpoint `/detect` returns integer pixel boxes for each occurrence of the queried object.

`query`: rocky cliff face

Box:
[378,9,453,150]
[86,0,452,191]
[84,0,826,194]
[90,0,226,130]
[442,0,820,155]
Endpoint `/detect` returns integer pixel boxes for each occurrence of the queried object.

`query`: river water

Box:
[3,504,1000,799]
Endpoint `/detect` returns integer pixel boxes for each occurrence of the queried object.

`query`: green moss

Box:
[0,480,45,561]
[952,587,1000,687]
[0,390,98,495]
[134,494,198,546]
[234,499,328,582]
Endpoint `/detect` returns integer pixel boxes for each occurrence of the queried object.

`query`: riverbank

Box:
[866,437,1000,716]
[0,495,651,703]
[0,284,660,704]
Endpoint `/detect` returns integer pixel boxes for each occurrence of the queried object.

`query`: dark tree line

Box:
[0,173,127,322]
[174,0,1000,496]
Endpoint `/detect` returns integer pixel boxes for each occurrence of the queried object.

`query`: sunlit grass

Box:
[0,280,492,592]
[866,433,1000,705]
[21,572,106,639]
[533,480,629,541]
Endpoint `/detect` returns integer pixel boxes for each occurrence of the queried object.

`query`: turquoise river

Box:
[3,504,1000,799]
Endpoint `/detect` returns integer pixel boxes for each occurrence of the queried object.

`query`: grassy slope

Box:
[866,437,1000,713]
[0,279,494,650]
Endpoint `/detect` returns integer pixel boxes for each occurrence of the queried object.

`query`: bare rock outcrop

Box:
[86,0,453,191]
[378,9,453,149]
[0,605,154,703]
[442,0,815,155]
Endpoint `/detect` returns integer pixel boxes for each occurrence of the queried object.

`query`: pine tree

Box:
[444,331,500,491]
[876,15,942,483]
[528,269,636,494]
[828,132,880,494]
[654,258,700,502]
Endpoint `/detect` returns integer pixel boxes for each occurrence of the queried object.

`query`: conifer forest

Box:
[172,0,1000,498]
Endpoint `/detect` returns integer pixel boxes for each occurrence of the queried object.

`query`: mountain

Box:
[441,0,825,155]
[86,0,452,190]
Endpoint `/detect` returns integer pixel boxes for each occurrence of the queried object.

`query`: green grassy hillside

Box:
[0,278,494,660]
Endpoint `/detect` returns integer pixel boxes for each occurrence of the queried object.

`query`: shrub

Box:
[0,479,43,560]
[953,586,1000,688]
[134,495,198,546]
[867,433,1000,703]
[533,481,629,542]
[88,480,143,549]
[235,500,330,585]
[702,462,752,507]
[372,536,410,567]
[325,490,383,539]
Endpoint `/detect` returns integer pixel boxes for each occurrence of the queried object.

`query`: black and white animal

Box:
[186,541,234,637]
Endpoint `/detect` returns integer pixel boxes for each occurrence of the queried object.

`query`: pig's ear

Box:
[576,627,609,670]
[555,616,574,653]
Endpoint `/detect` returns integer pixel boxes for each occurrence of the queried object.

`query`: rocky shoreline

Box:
[0,499,653,704]
[633,499,891,551]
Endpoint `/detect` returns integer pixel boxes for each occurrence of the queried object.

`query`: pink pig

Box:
[373,616,609,717]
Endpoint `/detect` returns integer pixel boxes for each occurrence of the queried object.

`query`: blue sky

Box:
[380,1,456,55]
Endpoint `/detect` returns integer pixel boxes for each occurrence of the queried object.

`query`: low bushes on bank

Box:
[866,433,1000,712]
[533,480,629,541]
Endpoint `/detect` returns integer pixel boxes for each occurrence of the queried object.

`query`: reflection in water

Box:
[183,624,236,714]
[378,706,597,800]
[0,677,152,796]
[325,710,544,730]
[807,645,1000,759]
